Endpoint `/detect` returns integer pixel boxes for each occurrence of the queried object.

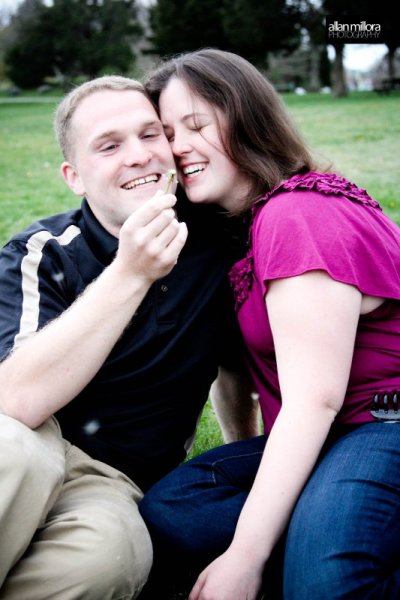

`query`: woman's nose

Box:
[171,133,191,156]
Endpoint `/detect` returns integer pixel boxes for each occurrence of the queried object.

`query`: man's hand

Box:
[116,191,188,283]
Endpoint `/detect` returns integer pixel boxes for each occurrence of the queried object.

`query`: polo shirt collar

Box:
[81,199,118,265]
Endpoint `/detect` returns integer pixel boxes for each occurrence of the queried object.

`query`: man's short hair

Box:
[54,75,146,162]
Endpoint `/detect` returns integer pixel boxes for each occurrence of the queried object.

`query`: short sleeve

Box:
[252,189,400,300]
[0,239,72,360]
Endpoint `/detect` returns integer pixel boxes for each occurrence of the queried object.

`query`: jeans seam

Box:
[210,450,264,487]
[210,450,264,469]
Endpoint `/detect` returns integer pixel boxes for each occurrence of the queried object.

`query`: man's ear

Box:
[61,162,85,196]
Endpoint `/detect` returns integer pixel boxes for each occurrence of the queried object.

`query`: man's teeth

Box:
[123,174,159,189]
[182,164,206,177]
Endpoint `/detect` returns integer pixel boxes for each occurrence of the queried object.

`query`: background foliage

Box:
[4,0,142,88]
[149,0,303,66]
[0,0,398,95]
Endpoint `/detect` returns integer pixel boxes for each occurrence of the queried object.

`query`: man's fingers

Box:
[128,193,177,228]
[161,222,188,265]
[147,218,181,251]
[139,221,187,273]
[143,207,177,239]
[121,205,177,244]
[116,200,187,282]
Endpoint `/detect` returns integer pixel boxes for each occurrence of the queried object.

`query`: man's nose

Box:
[123,139,152,167]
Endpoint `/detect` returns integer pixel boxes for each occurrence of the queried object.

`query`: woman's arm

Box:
[189,270,362,600]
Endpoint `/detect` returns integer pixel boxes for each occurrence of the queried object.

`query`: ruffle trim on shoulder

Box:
[229,252,254,312]
[229,172,381,311]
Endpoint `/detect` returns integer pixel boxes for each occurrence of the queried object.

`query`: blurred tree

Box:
[4,0,142,89]
[300,0,328,91]
[148,0,230,56]
[319,46,331,88]
[221,0,302,66]
[4,0,49,88]
[367,3,399,80]
[384,23,399,80]
[0,5,16,84]
[149,0,303,66]
[321,0,361,96]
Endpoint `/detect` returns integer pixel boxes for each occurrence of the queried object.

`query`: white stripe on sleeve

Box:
[14,225,81,349]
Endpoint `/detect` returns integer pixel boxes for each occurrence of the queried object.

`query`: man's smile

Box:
[121,173,161,190]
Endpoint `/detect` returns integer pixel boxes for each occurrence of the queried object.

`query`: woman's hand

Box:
[189,547,264,600]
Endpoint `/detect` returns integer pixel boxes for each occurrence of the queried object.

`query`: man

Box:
[0,76,258,599]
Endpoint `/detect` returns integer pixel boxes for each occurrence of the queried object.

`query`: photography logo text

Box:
[325,16,387,44]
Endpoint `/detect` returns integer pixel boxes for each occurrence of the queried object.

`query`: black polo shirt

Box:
[0,194,245,490]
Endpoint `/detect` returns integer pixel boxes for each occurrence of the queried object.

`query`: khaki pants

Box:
[0,414,152,599]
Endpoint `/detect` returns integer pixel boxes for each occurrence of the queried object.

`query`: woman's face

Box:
[159,77,250,211]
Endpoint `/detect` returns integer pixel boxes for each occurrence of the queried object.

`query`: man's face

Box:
[62,89,176,237]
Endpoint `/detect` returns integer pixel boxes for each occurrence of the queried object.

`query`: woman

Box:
[139,49,400,600]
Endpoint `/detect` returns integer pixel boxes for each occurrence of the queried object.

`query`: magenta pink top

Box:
[230,172,400,430]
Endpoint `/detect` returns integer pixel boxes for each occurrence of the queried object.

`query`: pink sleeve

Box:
[252,189,400,300]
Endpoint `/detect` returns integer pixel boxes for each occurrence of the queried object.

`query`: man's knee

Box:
[71,508,153,599]
[0,415,65,486]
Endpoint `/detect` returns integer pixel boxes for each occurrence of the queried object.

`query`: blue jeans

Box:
[139,423,400,599]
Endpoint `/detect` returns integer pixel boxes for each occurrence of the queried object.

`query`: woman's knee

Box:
[283,426,400,599]
[140,462,249,565]
[284,552,399,600]
[140,436,265,535]
[139,473,190,556]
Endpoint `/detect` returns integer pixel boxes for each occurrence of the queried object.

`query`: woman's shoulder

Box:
[231,172,400,311]
[255,171,381,212]
[252,171,386,244]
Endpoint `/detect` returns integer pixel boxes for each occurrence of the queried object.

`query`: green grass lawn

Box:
[1,91,399,247]
[0,100,75,242]
[284,91,400,222]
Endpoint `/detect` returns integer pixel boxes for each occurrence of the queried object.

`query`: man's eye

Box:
[101,144,118,152]
[142,131,160,139]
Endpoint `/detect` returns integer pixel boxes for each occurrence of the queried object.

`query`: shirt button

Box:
[160,284,168,292]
